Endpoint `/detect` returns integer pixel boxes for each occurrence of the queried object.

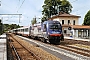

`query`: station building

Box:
[50,12,90,39]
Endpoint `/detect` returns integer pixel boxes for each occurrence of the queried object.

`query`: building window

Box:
[73,20,75,25]
[62,20,64,24]
[64,30,67,34]
[68,20,70,25]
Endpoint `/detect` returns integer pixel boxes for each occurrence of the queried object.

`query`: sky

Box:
[0,0,90,26]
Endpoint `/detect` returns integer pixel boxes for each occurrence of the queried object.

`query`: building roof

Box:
[62,25,90,29]
[50,13,81,19]
[59,13,80,17]
[72,25,90,29]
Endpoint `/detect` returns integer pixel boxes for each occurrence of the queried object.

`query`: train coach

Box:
[12,20,64,44]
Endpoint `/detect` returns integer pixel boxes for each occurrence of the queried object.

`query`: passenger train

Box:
[11,20,64,43]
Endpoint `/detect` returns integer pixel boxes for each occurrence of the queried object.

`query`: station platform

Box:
[0,33,7,60]
[64,36,90,42]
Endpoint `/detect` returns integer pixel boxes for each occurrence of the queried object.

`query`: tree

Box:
[60,0,72,14]
[4,24,20,32]
[83,10,90,25]
[31,18,37,25]
[42,0,72,22]
[41,16,47,22]
[9,24,20,29]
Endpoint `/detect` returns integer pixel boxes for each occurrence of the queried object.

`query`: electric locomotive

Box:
[30,20,64,43]
[42,20,64,43]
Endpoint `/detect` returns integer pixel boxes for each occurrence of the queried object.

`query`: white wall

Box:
[53,17,79,25]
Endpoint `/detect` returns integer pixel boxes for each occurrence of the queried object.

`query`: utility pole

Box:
[0,14,22,32]
[19,15,21,23]
[0,14,22,24]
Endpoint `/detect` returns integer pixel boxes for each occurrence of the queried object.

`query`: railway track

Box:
[29,36,90,57]
[7,33,60,60]
[16,35,90,60]
[26,35,90,58]
[7,33,90,60]
[11,43,21,60]
[50,39,90,57]
[55,45,90,57]
[8,34,40,60]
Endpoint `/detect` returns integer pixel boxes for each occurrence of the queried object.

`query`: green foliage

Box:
[4,24,20,32]
[61,0,72,14]
[83,10,90,25]
[9,24,20,29]
[41,16,47,22]
[0,19,20,35]
[42,0,72,22]
[31,18,37,25]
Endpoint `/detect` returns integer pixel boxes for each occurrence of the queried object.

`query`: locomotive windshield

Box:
[49,23,61,30]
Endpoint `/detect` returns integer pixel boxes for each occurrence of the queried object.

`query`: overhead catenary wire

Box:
[0,0,22,22]
[16,0,26,24]
[0,0,29,25]
[71,0,78,3]
[17,0,26,12]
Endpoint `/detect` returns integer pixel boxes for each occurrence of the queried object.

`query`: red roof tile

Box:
[50,13,81,19]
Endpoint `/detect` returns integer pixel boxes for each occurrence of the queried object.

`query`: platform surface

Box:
[0,33,7,60]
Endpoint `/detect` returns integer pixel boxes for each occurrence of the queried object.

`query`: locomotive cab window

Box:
[49,23,61,30]
[43,24,47,31]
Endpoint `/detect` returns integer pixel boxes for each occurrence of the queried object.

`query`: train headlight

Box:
[48,32,50,34]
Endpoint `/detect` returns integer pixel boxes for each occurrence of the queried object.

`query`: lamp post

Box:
[34,16,42,23]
